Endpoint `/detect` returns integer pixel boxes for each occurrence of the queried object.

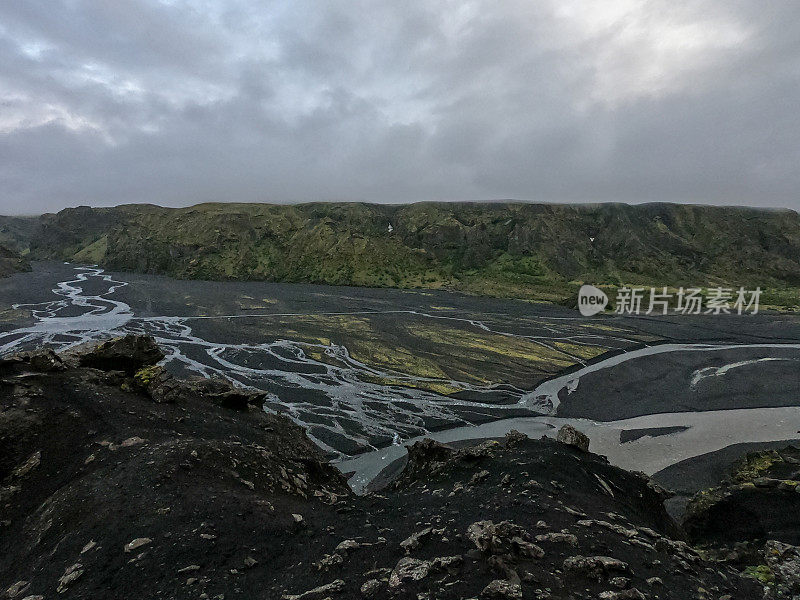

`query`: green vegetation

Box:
[732,450,781,483]
[73,234,108,263]
[405,323,576,370]
[729,446,800,483]
[743,565,775,585]
[133,365,162,388]
[25,202,800,308]
[0,216,38,254]
[686,486,727,516]
[0,243,30,278]
[211,310,600,389]
[355,372,463,396]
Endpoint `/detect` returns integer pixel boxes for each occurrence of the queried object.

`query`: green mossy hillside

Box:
[27,201,800,306]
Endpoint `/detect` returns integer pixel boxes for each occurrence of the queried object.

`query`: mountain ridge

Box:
[3,201,799,305]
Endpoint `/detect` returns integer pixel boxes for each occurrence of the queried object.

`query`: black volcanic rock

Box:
[763,540,800,597]
[556,424,590,452]
[0,340,766,599]
[137,365,267,409]
[75,334,165,375]
[0,340,349,600]
[26,348,66,372]
[683,446,800,546]
[398,438,459,481]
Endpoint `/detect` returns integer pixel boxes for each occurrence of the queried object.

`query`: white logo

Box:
[578,285,608,316]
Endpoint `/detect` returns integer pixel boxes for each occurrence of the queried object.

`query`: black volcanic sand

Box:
[3,262,800,350]
[1,262,800,461]
[0,353,764,599]
[619,426,690,444]
[0,266,64,332]
[555,345,800,420]
[2,263,799,362]
[0,263,655,389]
[0,263,654,456]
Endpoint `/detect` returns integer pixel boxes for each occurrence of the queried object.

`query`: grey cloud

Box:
[0,0,798,214]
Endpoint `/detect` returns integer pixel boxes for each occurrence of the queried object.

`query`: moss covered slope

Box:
[28,202,800,303]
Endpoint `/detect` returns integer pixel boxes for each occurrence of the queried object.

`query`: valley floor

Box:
[0,262,798,482]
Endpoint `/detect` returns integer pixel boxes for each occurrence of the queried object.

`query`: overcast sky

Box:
[1,1,798,215]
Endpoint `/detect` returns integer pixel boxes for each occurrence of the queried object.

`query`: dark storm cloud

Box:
[0,0,798,214]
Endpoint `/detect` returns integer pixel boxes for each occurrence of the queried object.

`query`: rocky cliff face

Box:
[22,202,800,302]
[0,337,784,599]
[0,214,35,278]
[676,446,800,599]
[0,244,29,279]
[0,216,37,255]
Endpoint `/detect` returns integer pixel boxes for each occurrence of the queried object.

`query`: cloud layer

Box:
[1,0,798,214]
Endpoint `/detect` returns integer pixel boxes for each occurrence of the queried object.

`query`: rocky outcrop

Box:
[396,438,458,482]
[557,424,590,451]
[466,520,545,559]
[393,437,508,489]
[0,348,67,374]
[562,555,629,581]
[133,365,266,409]
[762,540,800,598]
[73,334,164,374]
[683,446,800,545]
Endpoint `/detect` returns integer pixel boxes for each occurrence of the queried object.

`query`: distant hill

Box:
[17,202,800,304]
[0,215,37,254]
[0,244,30,278]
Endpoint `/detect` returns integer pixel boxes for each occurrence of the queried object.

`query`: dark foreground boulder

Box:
[557,424,590,452]
[683,446,800,545]
[27,348,67,372]
[0,348,66,375]
[133,365,267,409]
[398,439,458,482]
[75,334,164,374]
[759,540,800,597]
